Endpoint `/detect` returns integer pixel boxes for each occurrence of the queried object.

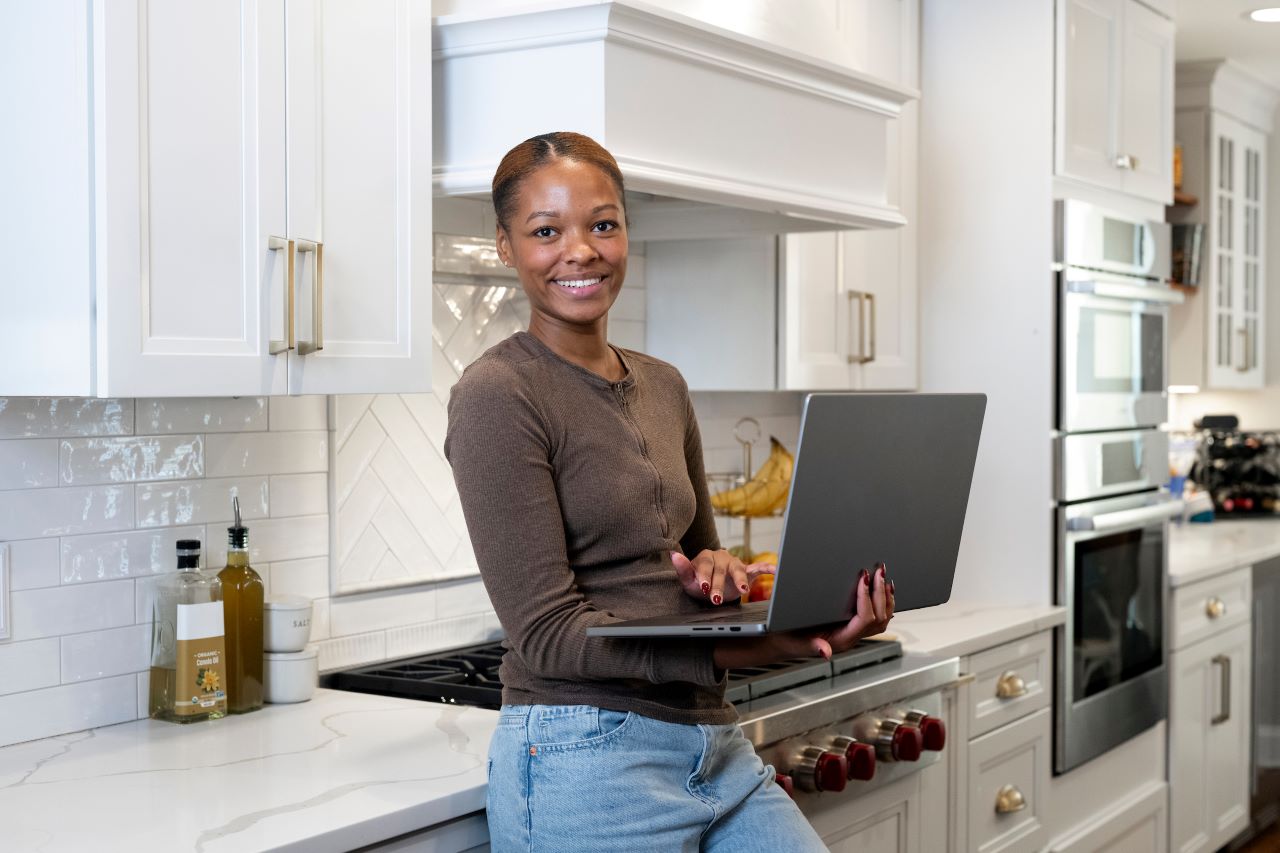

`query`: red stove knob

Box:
[830,735,876,781]
[793,746,849,793]
[891,725,924,762]
[775,773,796,799]
[918,716,946,751]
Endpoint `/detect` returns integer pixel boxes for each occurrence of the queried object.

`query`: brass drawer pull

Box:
[996,671,1028,700]
[1206,597,1226,619]
[996,784,1027,814]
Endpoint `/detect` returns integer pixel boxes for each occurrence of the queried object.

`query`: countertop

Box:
[885,601,1066,659]
[1168,518,1280,588]
[0,688,498,853]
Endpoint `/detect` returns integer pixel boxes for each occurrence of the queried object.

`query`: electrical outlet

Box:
[0,542,9,641]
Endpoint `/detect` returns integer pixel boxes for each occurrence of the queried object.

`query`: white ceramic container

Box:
[263,646,318,704]
[263,594,313,652]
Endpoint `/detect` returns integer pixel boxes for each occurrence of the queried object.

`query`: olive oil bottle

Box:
[219,497,264,713]
[149,540,228,722]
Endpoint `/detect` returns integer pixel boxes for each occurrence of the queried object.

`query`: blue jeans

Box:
[485,704,827,852]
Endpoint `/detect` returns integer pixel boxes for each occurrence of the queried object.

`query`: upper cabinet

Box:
[0,0,432,398]
[1056,0,1174,204]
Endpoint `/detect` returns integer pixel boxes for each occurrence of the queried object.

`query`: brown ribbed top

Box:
[444,331,735,725]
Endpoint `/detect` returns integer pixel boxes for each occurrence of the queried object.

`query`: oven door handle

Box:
[1066,279,1184,305]
[1065,499,1184,532]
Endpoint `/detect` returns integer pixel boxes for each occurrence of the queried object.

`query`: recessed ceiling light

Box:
[1247,7,1280,22]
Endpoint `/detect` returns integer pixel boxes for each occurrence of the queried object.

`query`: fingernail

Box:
[860,569,870,589]
[881,562,889,576]
[712,594,722,605]
[889,579,896,595]
[740,584,749,593]
[701,582,710,594]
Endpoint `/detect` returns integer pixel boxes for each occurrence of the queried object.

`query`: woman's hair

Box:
[491,132,626,231]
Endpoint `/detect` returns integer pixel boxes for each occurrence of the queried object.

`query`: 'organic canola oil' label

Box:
[175,601,227,717]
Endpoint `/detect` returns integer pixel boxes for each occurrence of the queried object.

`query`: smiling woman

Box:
[443,131,894,852]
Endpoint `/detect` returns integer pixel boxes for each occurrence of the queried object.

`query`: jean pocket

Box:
[531,706,635,752]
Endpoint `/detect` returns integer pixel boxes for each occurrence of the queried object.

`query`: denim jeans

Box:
[485,704,827,852]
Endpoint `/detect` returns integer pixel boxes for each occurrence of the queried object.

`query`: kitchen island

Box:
[0,689,496,852]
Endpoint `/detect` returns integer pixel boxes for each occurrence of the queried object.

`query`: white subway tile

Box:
[384,613,490,659]
[0,485,134,540]
[0,675,137,748]
[336,471,387,565]
[135,397,267,434]
[136,476,268,528]
[609,320,645,352]
[334,410,385,505]
[203,514,328,568]
[399,393,448,458]
[310,597,331,641]
[269,396,328,431]
[332,395,374,451]
[483,612,506,640]
[435,576,493,620]
[316,631,386,672]
[6,538,60,590]
[0,439,59,489]
[338,525,388,589]
[370,499,444,577]
[371,396,456,509]
[0,398,133,439]
[268,557,329,600]
[60,435,203,485]
[330,586,435,637]
[269,473,328,518]
[370,441,458,563]
[136,671,149,719]
[0,638,61,696]
[9,580,134,641]
[61,525,204,584]
[205,431,328,477]
[61,624,149,683]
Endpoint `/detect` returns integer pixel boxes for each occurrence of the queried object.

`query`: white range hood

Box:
[433,0,918,239]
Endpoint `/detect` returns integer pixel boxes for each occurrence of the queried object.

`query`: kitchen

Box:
[1,0,1279,850]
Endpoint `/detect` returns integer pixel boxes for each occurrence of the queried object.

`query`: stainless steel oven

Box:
[1055,491,1180,773]
[1057,201,1179,433]
[1055,429,1169,503]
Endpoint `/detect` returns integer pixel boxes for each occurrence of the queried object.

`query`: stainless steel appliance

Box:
[1054,200,1181,774]
[324,639,960,817]
[1057,200,1177,434]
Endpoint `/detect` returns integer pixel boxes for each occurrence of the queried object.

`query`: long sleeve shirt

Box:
[444,331,735,724]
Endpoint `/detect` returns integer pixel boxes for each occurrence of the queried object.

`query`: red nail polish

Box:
[889,579,896,595]
[712,594,722,605]
[701,582,710,594]
[740,584,749,593]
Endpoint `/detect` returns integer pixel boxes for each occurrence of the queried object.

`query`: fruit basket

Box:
[705,417,792,562]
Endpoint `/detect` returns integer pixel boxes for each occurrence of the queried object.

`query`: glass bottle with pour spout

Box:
[218,497,264,713]
[149,539,227,722]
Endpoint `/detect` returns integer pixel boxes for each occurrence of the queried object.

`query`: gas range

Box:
[323,638,960,803]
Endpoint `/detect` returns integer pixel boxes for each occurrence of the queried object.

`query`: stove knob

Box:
[793,746,849,793]
[829,735,876,781]
[775,772,796,799]
[890,725,924,762]
[902,710,947,751]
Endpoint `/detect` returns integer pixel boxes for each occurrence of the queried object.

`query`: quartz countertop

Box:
[0,688,497,853]
[884,601,1066,660]
[1168,518,1280,588]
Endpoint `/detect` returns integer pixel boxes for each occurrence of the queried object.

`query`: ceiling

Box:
[1175,0,1280,89]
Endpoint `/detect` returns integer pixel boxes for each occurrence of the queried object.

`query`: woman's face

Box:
[495,158,628,333]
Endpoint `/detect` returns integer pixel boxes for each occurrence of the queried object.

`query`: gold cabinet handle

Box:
[995,784,1027,814]
[846,291,876,365]
[1206,597,1226,619]
[296,239,325,355]
[996,671,1028,700]
[268,236,295,354]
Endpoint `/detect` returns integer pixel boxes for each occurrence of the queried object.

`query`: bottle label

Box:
[175,601,227,716]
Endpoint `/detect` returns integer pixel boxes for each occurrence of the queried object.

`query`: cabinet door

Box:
[1117,0,1173,203]
[779,232,851,389]
[97,0,289,397]
[1056,0,1123,191]
[1169,623,1252,853]
[806,766,927,853]
[285,0,432,394]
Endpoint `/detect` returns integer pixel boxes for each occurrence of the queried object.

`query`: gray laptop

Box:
[587,393,986,638]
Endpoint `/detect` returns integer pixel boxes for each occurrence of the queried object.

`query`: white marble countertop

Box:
[884,601,1066,660]
[0,688,498,853]
[1168,518,1280,588]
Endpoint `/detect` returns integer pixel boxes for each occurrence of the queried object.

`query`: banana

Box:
[710,437,794,517]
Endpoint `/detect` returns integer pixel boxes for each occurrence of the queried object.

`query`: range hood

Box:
[433,0,918,239]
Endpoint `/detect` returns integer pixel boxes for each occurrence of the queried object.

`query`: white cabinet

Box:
[1168,566,1253,853]
[0,0,432,398]
[1055,0,1173,204]
[1168,61,1277,390]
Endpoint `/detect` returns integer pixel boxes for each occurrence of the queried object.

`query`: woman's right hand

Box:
[712,564,895,670]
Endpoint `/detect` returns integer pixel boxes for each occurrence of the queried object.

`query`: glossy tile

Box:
[0,398,133,439]
[334,410,385,505]
[370,442,458,565]
[315,630,386,672]
[61,624,149,683]
[268,473,328,518]
[0,638,60,696]
[60,435,203,485]
[269,396,328,431]
[0,674,136,748]
[435,576,493,620]
[310,597,331,641]
[6,538,60,590]
[204,431,328,477]
[0,485,133,540]
[336,470,387,565]
[329,586,435,637]
[202,514,328,568]
[0,439,59,490]
[267,557,329,600]
[61,525,205,584]
[135,397,267,434]
[9,580,134,641]
[332,395,374,451]
[369,488,444,578]
[338,525,388,588]
[384,613,490,660]
[135,476,268,528]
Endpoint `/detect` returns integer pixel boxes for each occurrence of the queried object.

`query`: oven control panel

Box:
[763,693,945,799]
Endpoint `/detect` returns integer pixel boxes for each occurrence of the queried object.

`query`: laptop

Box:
[587,393,986,638]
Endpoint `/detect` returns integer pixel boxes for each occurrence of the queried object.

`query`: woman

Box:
[444,131,895,853]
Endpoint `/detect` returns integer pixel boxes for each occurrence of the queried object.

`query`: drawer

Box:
[966,631,1052,739]
[1171,566,1251,651]
[969,708,1051,853]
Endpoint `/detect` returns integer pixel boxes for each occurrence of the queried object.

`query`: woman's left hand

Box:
[671,549,776,605]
